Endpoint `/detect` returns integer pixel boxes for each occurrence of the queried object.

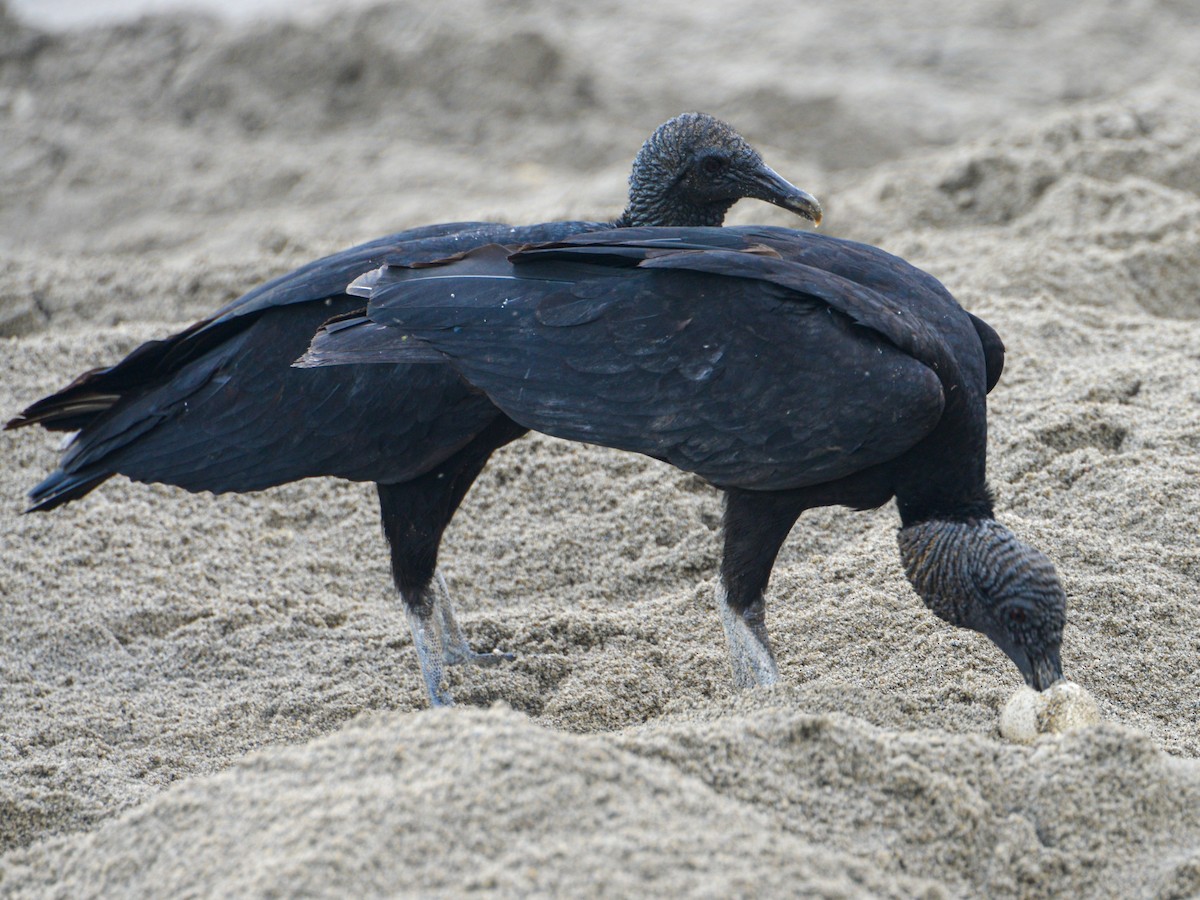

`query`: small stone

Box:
[999,680,1101,744]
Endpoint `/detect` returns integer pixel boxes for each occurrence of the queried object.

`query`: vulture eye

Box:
[701,155,729,175]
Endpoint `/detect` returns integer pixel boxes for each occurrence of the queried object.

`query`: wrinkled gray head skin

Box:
[617,112,822,228]
[897,518,1066,690]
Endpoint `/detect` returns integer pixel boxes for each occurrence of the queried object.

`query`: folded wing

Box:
[306,232,958,492]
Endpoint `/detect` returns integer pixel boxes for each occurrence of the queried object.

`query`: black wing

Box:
[10,220,602,509]
[204,221,490,325]
[967,312,1005,393]
[522,225,1003,392]
[6,222,493,434]
[320,234,955,491]
[24,300,502,508]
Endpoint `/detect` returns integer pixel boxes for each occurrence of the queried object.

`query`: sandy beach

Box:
[2,1,1200,896]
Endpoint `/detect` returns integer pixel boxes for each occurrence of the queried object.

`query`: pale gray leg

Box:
[432,571,513,668]
[405,571,516,707]
[716,585,780,689]
[405,585,454,707]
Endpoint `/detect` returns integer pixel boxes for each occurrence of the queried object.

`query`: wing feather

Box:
[342,241,952,491]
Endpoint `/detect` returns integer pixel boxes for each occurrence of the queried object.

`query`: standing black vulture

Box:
[300,226,1067,692]
[7,114,821,706]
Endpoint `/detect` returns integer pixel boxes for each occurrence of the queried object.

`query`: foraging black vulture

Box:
[300,226,1066,692]
[7,113,821,706]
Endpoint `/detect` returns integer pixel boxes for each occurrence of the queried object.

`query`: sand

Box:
[2,1,1200,896]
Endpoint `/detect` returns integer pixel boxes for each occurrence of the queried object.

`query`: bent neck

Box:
[896,513,1009,629]
[895,481,994,530]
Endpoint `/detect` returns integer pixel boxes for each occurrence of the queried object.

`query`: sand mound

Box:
[4,1,1200,896]
[0,706,935,897]
[4,704,1197,898]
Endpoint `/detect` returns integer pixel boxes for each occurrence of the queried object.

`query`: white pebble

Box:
[999,680,1101,744]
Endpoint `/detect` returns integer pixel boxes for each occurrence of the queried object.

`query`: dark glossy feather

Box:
[967,312,1005,393]
[12,222,609,510]
[313,227,986,492]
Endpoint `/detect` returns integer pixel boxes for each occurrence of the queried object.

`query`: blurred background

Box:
[14,0,384,29]
[4,1,1197,254]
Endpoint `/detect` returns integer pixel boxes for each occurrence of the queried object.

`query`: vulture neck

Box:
[613,193,735,228]
[897,516,997,627]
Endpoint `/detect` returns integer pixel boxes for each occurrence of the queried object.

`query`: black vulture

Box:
[300,226,1067,693]
[7,114,821,706]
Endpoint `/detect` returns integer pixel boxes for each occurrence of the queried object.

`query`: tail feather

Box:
[25,468,114,512]
[7,389,124,432]
[6,316,245,434]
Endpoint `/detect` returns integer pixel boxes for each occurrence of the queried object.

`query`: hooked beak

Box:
[747,165,823,226]
[1017,646,1064,692]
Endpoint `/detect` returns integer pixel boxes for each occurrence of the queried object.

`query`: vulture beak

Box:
[748,165,823,226]
[1018,646,1064,692]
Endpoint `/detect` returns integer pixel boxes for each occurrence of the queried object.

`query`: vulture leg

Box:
[378,416,527,704]
[401,587,454,707]
[433,570,513,668]
[717,489,806,689]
